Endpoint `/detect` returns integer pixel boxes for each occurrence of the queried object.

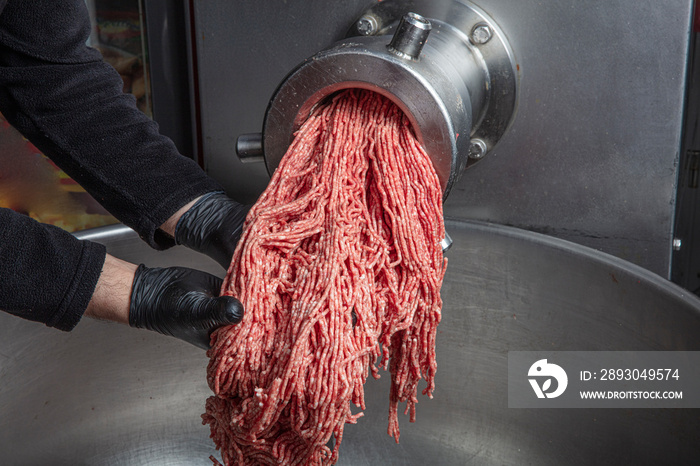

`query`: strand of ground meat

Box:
[202,89,447,465]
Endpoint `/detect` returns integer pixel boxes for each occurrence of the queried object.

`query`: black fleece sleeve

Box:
[0,207,106,330]
[0,0,222,330]
[0,0,222,248]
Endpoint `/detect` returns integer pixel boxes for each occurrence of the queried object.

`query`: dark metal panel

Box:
[143,0,196,157]
[191,1,374,204]
[673,31,700,291]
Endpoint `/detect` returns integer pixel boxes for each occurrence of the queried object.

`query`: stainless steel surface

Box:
[262,0,517,198]
[192,0,692,276]
[1,221,699,464]
[353,0,520,171]
[262,35,473,198]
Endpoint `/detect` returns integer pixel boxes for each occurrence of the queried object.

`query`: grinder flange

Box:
[242,0,517,198]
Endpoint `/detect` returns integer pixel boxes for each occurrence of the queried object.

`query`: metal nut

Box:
[468,139,488,159]
[356,15,378,36]
[471,23,493,45]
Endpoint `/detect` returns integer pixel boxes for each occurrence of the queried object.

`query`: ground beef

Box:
[202,89,447,465]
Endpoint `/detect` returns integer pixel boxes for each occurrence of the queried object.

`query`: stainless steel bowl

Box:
[1,220,698,464]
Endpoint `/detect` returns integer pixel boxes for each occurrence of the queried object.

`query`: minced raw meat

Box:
[202,89,447,465]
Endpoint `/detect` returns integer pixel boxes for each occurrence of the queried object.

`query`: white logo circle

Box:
[528,359,568,399]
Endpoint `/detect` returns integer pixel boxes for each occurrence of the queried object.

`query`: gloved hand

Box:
[129,264,243,349]
[175,192,250,269]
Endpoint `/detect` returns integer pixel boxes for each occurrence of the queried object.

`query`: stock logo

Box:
[528,359,568,399]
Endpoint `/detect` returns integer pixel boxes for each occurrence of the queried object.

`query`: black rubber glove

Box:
[175,192,250,269]
[129,265,243,349]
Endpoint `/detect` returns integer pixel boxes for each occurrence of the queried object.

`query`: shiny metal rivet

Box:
[471,23,493,44]
[468,138,488,159]
[673,238,682,251]
[356,15,378,36]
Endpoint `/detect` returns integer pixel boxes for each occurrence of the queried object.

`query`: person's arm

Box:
[0,0,221,249]
[87,253,243,350]
[84,254,135,325]
[0,0,250,269]
[0,207,242,348]
[0,1,247,343]
[0,207,106,331]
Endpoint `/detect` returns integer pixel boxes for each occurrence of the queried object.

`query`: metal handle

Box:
[236,133,264,163]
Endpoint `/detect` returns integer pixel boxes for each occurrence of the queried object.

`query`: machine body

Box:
[201,0,690,276]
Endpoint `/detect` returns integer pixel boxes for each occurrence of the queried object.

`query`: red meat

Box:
[203,89,446,465]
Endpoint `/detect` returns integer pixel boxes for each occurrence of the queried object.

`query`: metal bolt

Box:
[356,15,378,36]
[673,238,682,251]
[471,23,493,45]
[468,138,488,159]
